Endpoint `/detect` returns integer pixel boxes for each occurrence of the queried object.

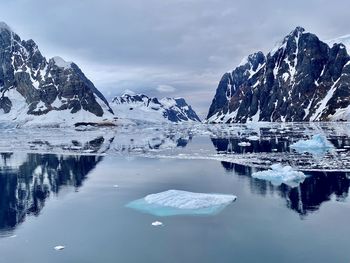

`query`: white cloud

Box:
[156,84,176,93]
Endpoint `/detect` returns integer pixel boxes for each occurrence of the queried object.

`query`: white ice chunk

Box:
[252,164,306,187]
[151,221,163,226]
[247,135,260,141]
[54,245,65,251]
[290,134,334,154]
[238,142,251,147]
[126,190,237,216]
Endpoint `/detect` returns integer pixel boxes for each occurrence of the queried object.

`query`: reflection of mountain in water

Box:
[281,171,349,216]
[215,133,350,218]
[113,129,192,152]
[211,136,291,154]
[0,153,102,233]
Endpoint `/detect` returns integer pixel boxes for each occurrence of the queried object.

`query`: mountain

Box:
[0,22,114,127]
[207,27,350,123]
[110,91,201,123]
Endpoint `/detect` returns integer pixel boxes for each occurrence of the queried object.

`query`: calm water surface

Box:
[0,132,349,262]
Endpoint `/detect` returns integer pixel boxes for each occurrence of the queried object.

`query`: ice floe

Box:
[126,190,237,216]
[252,164,306,187]
[290,134,334,154]
[247,135,260,141]
[151,221,163,226]
[238,142,251,147]
[54,245,65,251]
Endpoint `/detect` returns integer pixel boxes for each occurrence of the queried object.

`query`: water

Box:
[0,123,349,262]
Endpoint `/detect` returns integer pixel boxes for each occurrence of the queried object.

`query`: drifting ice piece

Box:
[252,164,306,187]
[290,134,334,154]
[151,221,163,226]
[54,246,65,251]
[126,190,237,216]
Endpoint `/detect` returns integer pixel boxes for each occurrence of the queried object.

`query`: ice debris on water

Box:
[247,135,260,141]
[290,134,334,154]
[126,190,237,216]
[151,221,163,226]
[54,245,65,251]
[252,164,306,187]
[238,142,251,147]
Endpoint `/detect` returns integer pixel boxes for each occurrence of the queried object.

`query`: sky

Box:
[2,0,350,117]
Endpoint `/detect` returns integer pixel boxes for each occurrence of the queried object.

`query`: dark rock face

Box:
[111,93,201,122]
[207,27,350,123]
[0,22,113,122]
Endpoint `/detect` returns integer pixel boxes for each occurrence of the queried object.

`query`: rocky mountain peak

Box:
[207,27,350,123]
[0,21,12,33]
[0,22,114,126]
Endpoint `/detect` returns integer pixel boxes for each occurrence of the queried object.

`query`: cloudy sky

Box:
[2,0,350,116]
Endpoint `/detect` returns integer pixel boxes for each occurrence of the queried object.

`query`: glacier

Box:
[126,190,237,216]
[252,164,306,187]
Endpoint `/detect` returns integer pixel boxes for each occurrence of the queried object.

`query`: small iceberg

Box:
[151,221,163,226]
[126,190,237,216]
[238,142,251,147]
[54,245,65,251]
[290,134,334,154]
[247,135,260,141]
[252,164,306,187]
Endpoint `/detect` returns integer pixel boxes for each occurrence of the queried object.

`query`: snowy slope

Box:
[110,91,201,123]
[327,35,350,51]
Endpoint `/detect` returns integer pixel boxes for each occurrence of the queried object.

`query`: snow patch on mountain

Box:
[326,35,350,51]
[52,56,72,69]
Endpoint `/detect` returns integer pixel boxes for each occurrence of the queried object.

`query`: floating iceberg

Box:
[54,246,65,251]
[290,134,334,154]
[247,135,260,141]
[238,142,251,147]
[151,221,163,226]
[126,190,237,216]
[252,164,306,187]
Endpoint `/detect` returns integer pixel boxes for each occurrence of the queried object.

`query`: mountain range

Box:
[0,22,200,126]
[1,22,350,126]
[110,91,201,123]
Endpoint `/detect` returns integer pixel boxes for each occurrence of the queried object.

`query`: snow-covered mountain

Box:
[207,27,350,123]
[110,91,201,123]
[0,22,114,127]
